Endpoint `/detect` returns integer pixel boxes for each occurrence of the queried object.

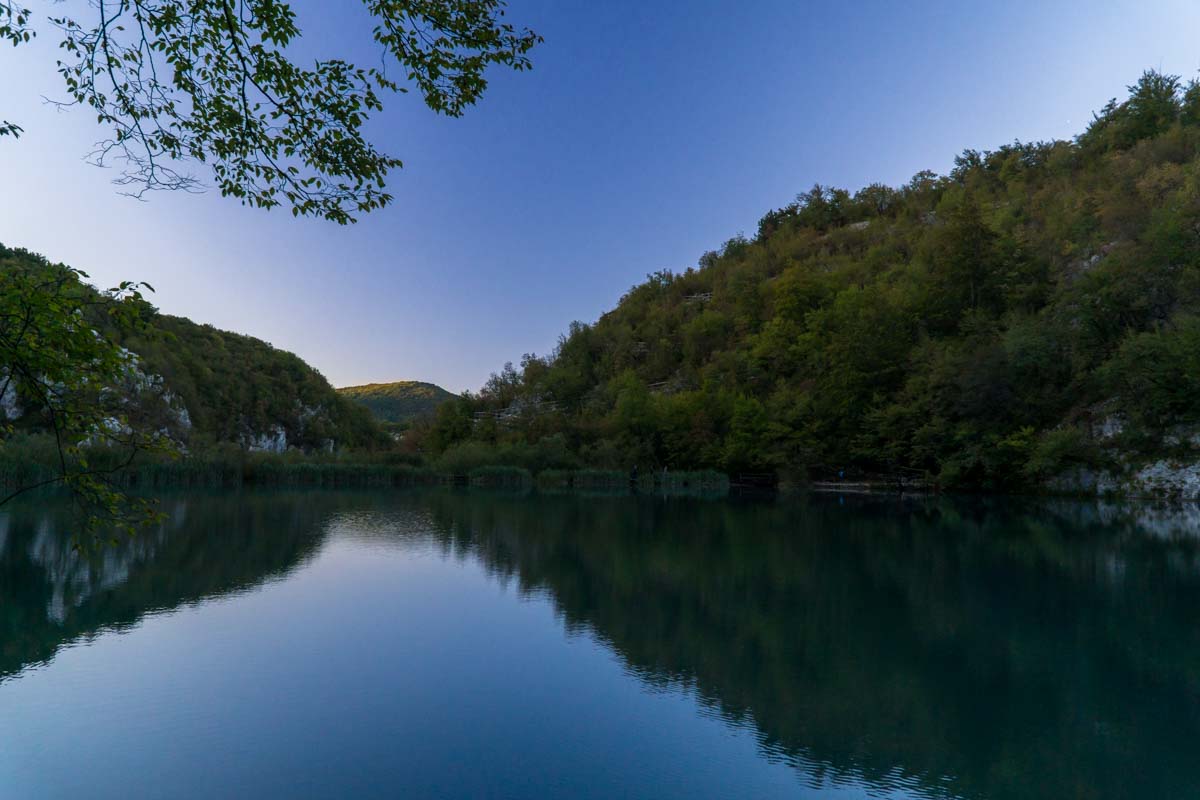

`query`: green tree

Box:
[1103,316,1200,433]
[920,196,1002,329]
[0,249,169,531]
[1081,70,1183,153]
[1,0,541,222]
[428,396,475,454]
[0,0,540,527]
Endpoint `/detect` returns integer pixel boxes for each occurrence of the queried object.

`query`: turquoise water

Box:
[2,490,1198,798]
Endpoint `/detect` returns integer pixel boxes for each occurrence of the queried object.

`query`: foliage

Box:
[338,380,454,424]
[1,0,541,222]
[1022,426,1099,480]
[534,467,572,489]
[408,71,1200,489]
[434,433,580,476]
[0,244,385,454]
[1101,316,1200,433]
[119,307,386,451]
[242,458,438,488]
[0,432,440,490]
[467,464,531,488]
[0,244,392,529]
[0,245,173,533]
[568,468,628,489]
[532,467,728,493]
[1,0,540,531]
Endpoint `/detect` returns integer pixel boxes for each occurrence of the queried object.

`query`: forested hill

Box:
[338,381,454,424]
[0,243,382,452]
[120,314,383,451]
[417,71,1200,491]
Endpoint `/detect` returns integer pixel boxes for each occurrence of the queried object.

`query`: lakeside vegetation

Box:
[119,311,384,451]
[0,0,544,525]
[8,71,1200,501]
[0,243,383,453]
[0,270,714,493]
[0,431,724,495]
[395,71,1200,492]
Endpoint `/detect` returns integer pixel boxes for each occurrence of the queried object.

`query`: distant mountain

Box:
[338,381,455,424]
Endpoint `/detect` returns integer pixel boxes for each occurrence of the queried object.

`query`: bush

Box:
[437,435,580,477]
[1102,316,1200,435]
[436,441,504,476]
[1023,427,1099,480]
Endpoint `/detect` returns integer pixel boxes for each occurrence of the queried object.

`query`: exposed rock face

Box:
[244,426,289,454]
[163,392,192,433]
[1065,241,1120,282]
[1050,464,1200,501]
[0,374,19,420]
[0,346,191,443]
[1093,414,1126,442]
[235,403,341,453]
[1046,407,1200,501]
[1126,460,1200,500]
[297,403,321,423]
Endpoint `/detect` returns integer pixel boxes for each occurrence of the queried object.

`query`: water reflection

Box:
[418,492,1200,800]
[0,491,339,681]
[2,490,1199,799]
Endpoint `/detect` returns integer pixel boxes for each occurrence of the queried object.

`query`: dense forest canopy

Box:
[118,313,383,451]
[411,71,1200,488]
[0,244,383,455]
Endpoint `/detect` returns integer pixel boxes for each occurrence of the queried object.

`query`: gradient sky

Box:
[2,0,1199,391]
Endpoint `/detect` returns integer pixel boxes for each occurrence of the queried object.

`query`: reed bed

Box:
[570,469,629,489]
[1,434,728,496]
[534,468,730,495]
[468,465,533,488]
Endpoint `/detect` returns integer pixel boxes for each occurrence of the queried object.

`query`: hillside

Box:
[416,71,1200,495]
[121,315,383,451]
[0,243,384,453]
[338,381,454,424]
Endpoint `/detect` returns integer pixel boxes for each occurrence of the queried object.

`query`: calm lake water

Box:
[2,490,1199,799]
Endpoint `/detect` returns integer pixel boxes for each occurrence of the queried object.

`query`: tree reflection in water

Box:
[3,489,1199,800]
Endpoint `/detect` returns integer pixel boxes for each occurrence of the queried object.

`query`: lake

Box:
[2,489,1199,799]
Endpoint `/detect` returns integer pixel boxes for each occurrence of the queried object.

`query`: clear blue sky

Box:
[2,0,1199,391]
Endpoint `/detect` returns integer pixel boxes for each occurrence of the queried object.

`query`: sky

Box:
[2,0,1199,392]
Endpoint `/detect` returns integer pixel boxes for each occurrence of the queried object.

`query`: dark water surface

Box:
[2,490,1199,799]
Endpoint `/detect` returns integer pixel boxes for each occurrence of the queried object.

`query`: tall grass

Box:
[469,465,532,488]
[534,468,572,489]
[658,470,730,492]
[244,460,441,488]
[534,468,730,495]
[0,435,444,492]
[570,469,628,489]
[0,433,57,490]
[1,433,728,496]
